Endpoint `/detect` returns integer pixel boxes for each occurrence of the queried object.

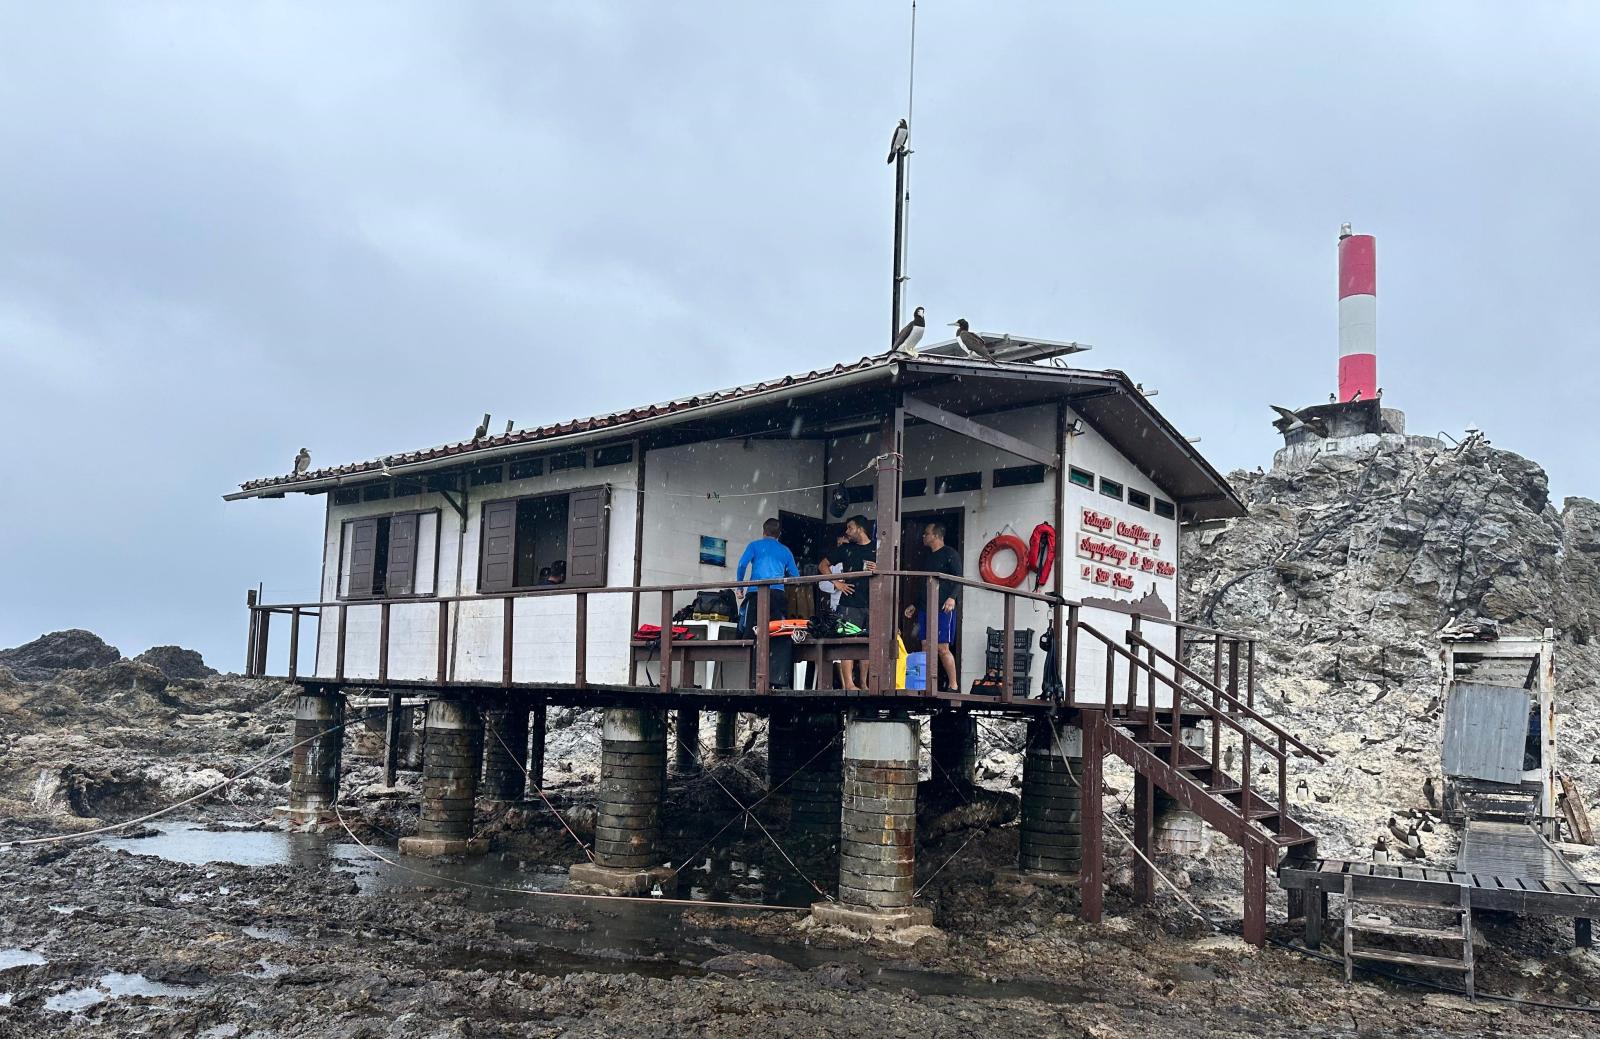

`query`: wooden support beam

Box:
[287,608,300,681]
[1133,771,1155,905]
[869,408,903,691]
[1080,709,1105,924]
[1243,838,1268,947]
[502,596,515,686]
[659,591,674,694]
[574,592,589,687]
[904,394,1060,469]
[383,690,402,787]
[436,601,449,684]
[378,602,391,684]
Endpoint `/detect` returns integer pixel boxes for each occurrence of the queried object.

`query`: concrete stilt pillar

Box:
[481,706,529,803]
[399,699,485,857]
[287,692,344,827]
[673,708,701,773]
[527,703,547,792]
[569,707,676,896]
[1001,718,1082,888]
[713,710,738,759]
[786,710,843,842]
[812,713,933,933]
[929,712,978,791]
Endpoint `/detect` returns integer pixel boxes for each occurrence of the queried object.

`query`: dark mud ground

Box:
[1,672,1597,1037]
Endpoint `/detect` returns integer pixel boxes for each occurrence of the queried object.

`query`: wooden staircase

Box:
[1076,620,1326,945]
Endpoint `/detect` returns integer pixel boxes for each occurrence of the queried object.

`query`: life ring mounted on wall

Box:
[978,533,1030,588]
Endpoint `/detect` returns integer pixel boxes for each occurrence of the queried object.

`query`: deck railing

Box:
[241,569,1262,711]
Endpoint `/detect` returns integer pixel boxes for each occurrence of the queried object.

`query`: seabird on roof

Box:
[891,306,925,356]
[949,318,998,363]
[886,118,908,163]
[293,448,310,475]
[473,413,491,441]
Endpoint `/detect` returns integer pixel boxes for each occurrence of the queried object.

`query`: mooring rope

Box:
[331,804,803,913]
[484,720,595,862]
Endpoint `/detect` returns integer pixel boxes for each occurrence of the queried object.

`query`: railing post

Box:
[287,608,301,681]
[1241,738,1253,825]
[1065,604,1079,704]
[502,595,515,686]
[1103,647,1114,712]
[1127,615,1143,729]
[574,592,588,687]
[335,604,347,681]
[659,591,674,694]
[245,590,259,677]
[1227,639,1240,712]
[436,601,449,685]
[1212,634,1223,712]
[254,609,271,678]
[924,576,939,694]
[755,584,772,694]
[1001,594,1016,703]
[1170,653,1182,760]
[1278,733,1288,821]
[1247,639,1257,711]
[378,601,391,684]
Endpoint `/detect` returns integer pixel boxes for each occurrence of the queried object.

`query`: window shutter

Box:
[479,500,518,593]
[345,518,379,598]
[564,485,610,588]
[386,513,419,596]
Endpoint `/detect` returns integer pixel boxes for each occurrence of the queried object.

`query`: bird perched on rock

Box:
[1423,776,1438,809]
[1224,745,1236,773]
[887,118,908,163]
[293,448,311,475]
[473,413,491,441]
[1405,822,1423,848]
[1388,816,1411,844]
[1294,778,1311,802]
[891,306,925,356]
[1395,839,1424,860]
[1372,837,1390,864]
[1419,815,1436,834]
[949,318,998,363]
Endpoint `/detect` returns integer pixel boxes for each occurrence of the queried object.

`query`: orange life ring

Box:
[979,534,1030,587]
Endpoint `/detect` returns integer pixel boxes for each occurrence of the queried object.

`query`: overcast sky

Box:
[2,4,1596,667]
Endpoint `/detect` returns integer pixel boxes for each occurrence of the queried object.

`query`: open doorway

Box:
[900,508,965,684]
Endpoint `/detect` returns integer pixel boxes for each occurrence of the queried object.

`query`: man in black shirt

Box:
[819,514,876,690]
[904,521,962,691]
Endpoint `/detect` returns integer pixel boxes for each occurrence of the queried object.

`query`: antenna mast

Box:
[891,0,917,338]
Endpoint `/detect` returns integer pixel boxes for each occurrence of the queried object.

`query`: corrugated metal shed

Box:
[1442,682,1532,784]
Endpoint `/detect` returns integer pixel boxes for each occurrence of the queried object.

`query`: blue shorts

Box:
[915,608,957,645]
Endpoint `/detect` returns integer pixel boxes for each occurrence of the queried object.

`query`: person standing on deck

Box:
[820,515,876,690]
[735,518,799,636]
[903,521,962,691]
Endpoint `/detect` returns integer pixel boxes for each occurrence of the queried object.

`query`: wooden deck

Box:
[1280,848,1600,949]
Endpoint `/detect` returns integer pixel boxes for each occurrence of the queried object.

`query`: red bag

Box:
[634,624,694,642]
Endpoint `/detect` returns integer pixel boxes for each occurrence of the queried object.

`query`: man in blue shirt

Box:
[736,518,799,636]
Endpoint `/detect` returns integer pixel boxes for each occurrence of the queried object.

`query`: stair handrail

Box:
[1128,632,1325,765]
[1077,622,1283,764]
[1079,620,1300,834]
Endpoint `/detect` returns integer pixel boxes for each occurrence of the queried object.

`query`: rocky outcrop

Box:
[1180,435,1600,854]
[135,645,219,680]
[0,629,121,681]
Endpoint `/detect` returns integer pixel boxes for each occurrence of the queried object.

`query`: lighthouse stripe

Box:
[1338,294,1376,358]
[1338,235,1376,299]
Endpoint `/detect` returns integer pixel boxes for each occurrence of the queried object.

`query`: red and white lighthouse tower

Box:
[1337,224,1377,403]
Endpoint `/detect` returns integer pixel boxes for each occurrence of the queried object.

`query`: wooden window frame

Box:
[478,485,610,593]
[335,507,443,601]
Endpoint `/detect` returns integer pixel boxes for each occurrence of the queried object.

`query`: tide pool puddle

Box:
[44,971,202,1013]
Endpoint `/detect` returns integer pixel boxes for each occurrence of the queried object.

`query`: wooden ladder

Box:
[1342,874,1474,998]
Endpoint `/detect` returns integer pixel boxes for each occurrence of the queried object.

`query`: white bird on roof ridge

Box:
[891,306,925,356]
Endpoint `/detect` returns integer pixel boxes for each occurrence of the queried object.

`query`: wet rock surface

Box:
[1180,436,1600,859]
